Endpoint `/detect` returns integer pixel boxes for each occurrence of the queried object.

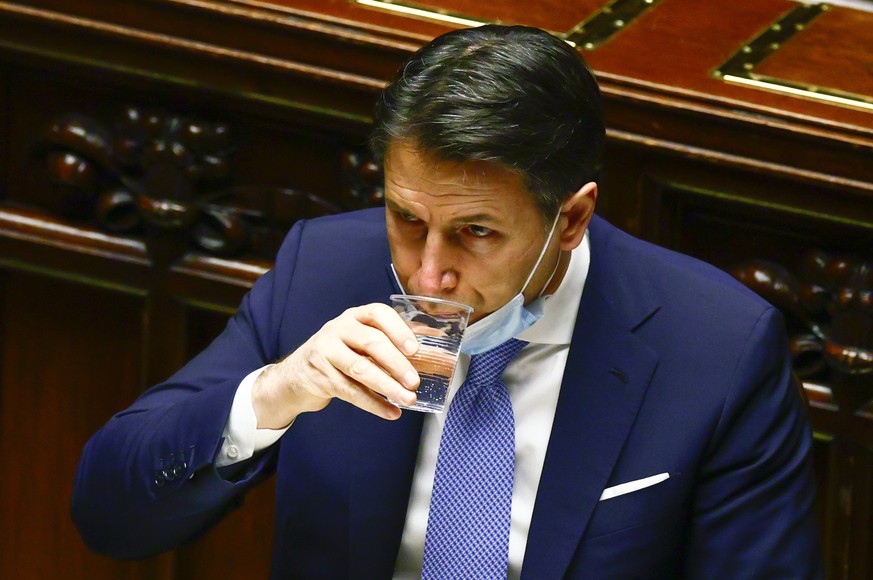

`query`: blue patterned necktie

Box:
[422,338,529,579]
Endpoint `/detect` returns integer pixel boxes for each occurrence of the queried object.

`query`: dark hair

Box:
[371,25,605,220]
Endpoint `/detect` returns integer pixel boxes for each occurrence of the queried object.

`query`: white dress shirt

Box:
[218,234,591,579]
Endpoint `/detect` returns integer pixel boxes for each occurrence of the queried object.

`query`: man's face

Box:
[385,141,560,324]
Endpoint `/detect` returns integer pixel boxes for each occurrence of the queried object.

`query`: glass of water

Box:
[389,294,473,413]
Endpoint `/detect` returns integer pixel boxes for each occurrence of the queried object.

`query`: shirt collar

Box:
[517,230,590,345]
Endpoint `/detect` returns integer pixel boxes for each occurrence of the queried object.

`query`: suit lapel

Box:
[521,217,660,579]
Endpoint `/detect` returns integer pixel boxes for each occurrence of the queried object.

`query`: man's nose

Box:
[416,234,458,296]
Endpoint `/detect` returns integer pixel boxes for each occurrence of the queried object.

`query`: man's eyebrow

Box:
[386,199,498,225]
[449,214,498,226]
[385,200,411,214]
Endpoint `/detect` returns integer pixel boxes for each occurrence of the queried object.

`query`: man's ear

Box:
[558,182,597,251]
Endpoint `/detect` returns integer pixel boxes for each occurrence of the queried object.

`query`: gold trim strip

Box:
[723,75,873,113]
[567,0,661,50]
[354,0,490,28]
[714,3,873,113]
[352,0,661,50]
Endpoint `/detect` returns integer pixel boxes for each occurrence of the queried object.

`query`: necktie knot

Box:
[465,338,529,390]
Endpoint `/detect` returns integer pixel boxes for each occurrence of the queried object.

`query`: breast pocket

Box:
[584,471,685,541]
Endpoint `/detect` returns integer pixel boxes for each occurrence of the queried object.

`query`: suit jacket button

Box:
[172,463,185,477]
[161,468,175,482]
[154,473,166,488]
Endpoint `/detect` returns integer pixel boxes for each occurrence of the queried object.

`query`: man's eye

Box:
[467,225,494,238]
[399,212,420,223]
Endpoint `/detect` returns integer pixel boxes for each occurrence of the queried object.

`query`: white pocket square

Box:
[599,473,670,501]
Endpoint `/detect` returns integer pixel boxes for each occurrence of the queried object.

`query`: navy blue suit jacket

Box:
[72,209,822,578]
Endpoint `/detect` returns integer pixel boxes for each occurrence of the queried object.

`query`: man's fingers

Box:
[319,361,405,420]
[352,303,419,357]
[330,344,417,407]
[343,320,420,392]
[339,381,404,421]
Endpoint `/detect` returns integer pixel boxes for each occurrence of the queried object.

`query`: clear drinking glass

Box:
[389,294,473,413]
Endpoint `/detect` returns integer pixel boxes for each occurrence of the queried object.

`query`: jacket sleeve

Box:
[684,307,824,579]
[71,220,307,559]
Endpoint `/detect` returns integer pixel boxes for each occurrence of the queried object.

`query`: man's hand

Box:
[251,303,421,428]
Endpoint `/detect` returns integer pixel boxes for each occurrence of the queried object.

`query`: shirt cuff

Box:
[216,365,290,467]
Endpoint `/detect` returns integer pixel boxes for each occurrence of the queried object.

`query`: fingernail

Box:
[404,339,418,355]
[404,391,417,405]
[404,370,420,388]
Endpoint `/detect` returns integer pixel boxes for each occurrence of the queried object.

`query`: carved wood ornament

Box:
[35,106,343,260]
[341,148,384,209]
[734,252,873,414]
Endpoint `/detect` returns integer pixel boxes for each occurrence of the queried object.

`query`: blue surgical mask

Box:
[391,213,561,356]
[459,213,560,354]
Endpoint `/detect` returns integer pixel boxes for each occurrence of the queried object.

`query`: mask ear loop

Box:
[520,211,562,297]
[390,264,406,294]
[536,251,563,300]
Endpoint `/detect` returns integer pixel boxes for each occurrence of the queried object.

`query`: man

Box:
[72,25,822,578]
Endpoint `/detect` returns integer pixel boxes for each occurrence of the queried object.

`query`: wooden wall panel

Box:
[598,140,873,259]
[0,66,8,197]
[820,439,873,580]
[811,438,832,541]
[0,270,149,578]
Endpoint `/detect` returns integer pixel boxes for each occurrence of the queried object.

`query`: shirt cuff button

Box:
[226,445,240,460]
